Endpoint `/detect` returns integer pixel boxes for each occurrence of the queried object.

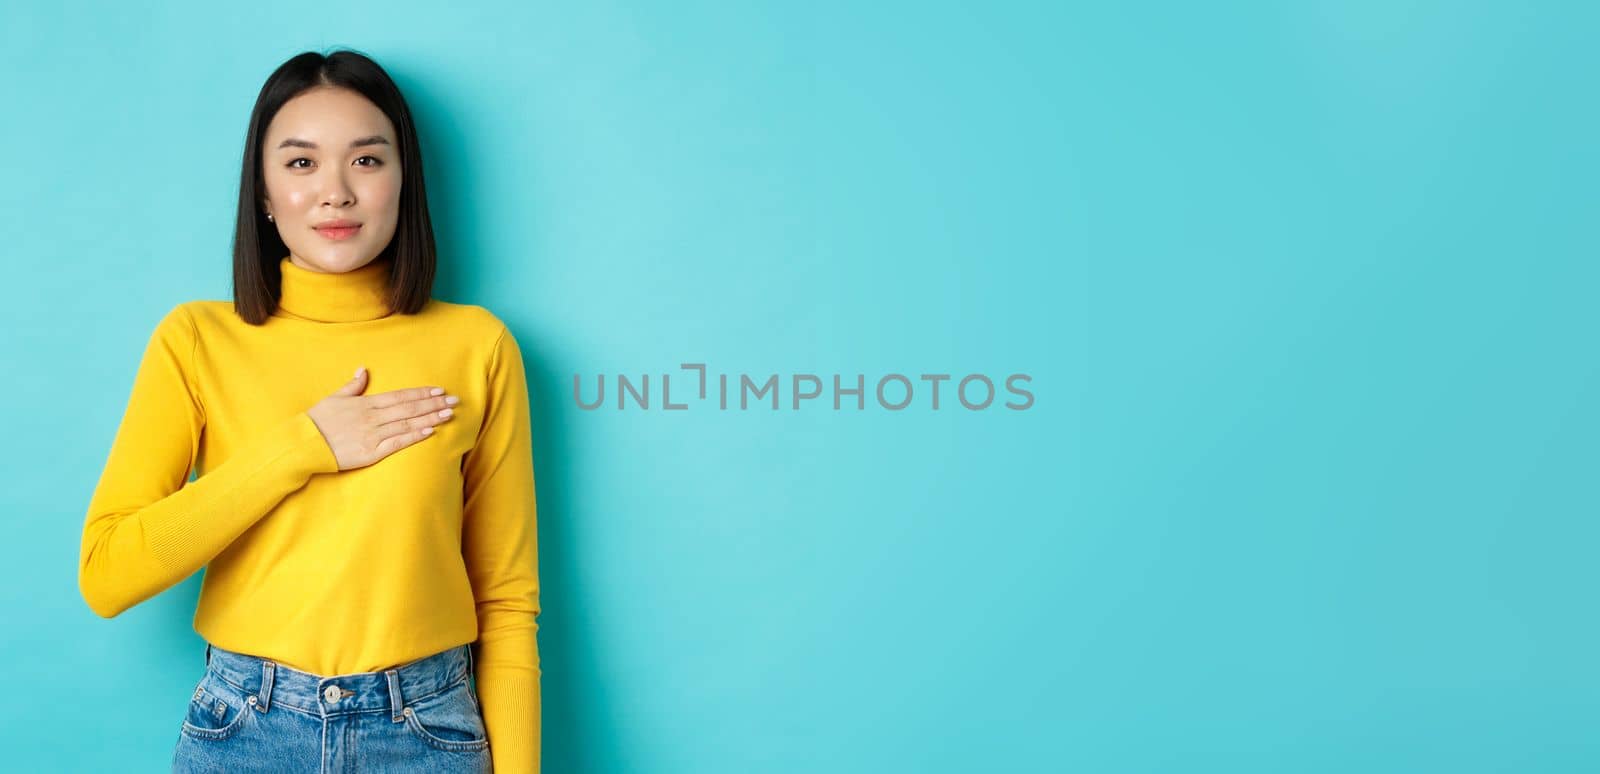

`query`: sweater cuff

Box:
[272,411,341,476]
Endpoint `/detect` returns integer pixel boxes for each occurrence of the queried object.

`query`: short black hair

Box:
[231,48,436,325]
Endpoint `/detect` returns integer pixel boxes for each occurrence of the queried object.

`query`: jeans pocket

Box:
[401,677,490,752]
[180,671,255,741]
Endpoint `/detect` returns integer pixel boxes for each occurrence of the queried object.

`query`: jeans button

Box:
[324,685,340,703]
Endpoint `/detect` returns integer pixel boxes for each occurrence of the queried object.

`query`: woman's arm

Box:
[79,303,340,618]
[461,324,542,774]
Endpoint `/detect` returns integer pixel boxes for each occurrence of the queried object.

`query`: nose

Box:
[319,169,355,208]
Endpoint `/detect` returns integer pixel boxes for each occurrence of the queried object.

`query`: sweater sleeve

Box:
[79,303,341,619]
[461,324,542,774]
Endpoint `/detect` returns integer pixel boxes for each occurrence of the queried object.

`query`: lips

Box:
[315,224,362,241]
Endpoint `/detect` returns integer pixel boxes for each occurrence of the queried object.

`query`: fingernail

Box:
[354,367,366,378]
[430,387,444,396]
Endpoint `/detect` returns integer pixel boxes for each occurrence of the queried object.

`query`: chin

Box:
[319,251,374,270]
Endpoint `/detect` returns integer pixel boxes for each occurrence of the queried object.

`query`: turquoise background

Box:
[2,1,1594,771]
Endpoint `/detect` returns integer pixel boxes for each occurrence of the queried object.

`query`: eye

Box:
[284,156,383,170]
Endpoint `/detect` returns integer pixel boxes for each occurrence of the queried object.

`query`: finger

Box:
[367,386,446,409]
[369,395,455,425]
[373,409,451,441]
[333,367,369,396]
[374,425,436,457]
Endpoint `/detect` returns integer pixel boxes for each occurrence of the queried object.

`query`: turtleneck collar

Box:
[275,255,394,322]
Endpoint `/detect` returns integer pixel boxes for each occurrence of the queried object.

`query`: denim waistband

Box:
[203,641,475,720]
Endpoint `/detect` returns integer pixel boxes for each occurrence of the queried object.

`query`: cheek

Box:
[267,178,317,209]
[369,173,402,206]
[361,174,403,224]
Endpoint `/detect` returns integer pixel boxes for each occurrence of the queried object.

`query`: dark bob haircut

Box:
[231,48,436,325]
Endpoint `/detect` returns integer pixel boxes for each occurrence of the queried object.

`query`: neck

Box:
[275,255,394,322]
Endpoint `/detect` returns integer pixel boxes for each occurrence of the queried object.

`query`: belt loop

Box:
[386,669,406,722]
[256,660,276,713]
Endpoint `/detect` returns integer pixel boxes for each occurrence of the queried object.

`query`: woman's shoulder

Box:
[418,300,513,341]
[164,299,243,336]
[138,299,211,335]
[173,299,226,320]
[419,299,504,325]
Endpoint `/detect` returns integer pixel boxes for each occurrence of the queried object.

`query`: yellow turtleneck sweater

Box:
[80,255,540,772]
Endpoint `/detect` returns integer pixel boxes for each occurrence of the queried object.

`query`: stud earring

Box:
[266,213,273,222]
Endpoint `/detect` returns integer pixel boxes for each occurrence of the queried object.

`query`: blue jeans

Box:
[172,641,492,773]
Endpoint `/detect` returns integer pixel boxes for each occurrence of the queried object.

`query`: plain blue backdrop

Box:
[2,1,1594,772]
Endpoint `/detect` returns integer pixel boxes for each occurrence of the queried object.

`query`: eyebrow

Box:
[276,135,392,150]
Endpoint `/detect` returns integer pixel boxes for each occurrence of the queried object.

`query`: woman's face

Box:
[260,86,402,274]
